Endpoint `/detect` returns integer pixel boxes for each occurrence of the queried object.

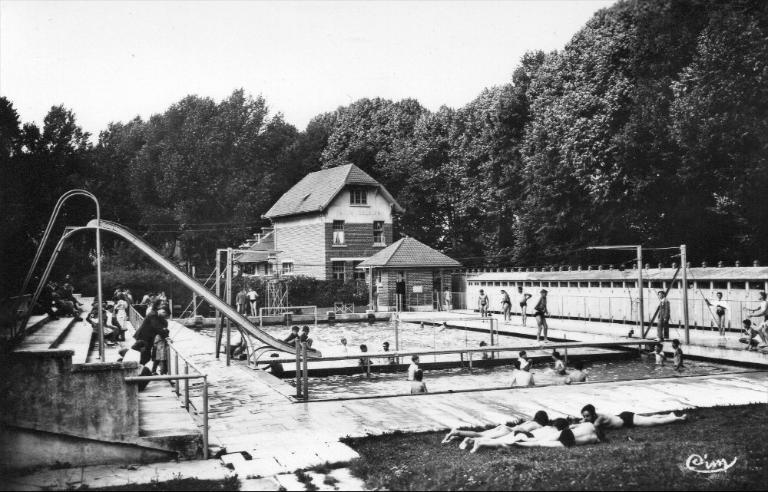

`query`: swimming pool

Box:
[198,320,610,369]
[297,356,749,400]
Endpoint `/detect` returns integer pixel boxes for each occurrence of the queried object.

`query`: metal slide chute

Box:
[86,219,321,357]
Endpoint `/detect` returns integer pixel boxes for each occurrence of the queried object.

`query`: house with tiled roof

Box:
[240,164,405,280]
[357,237,461,311]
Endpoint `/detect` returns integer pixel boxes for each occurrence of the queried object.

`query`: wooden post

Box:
[368,267,374,311]
[184,362,189,411]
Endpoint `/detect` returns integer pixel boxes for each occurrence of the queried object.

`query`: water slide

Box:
[86,219,321,357]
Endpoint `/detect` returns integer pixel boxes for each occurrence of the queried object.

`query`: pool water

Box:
[196,321,750,400]
[200,320,525,363]
[300,356,748,400]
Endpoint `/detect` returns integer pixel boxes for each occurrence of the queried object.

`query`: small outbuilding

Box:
[356,237,461,311]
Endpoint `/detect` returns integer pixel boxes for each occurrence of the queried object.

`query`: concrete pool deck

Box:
[10,312,766,491]
[162,318,768,481]
[411,310,768,365]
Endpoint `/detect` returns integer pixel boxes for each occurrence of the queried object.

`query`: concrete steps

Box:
[138,382,203,460]
[56,318,95,365]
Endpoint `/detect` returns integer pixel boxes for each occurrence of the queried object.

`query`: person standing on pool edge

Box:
[517,286,532,327]
[478,289,489,317]
[534,289,549,343]
[656,291,670,341]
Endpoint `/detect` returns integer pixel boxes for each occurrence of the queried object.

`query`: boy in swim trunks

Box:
[580,404,687,433]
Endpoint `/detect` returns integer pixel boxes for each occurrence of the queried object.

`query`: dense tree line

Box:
[2,0,767,298]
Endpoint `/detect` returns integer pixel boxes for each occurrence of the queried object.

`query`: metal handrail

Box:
[266,339,652,365]
[127,304,209,458]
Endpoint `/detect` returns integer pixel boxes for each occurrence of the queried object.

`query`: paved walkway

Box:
[164,319,768,479]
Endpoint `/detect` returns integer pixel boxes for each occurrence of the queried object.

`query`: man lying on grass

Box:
[469,419,600,452]
[441,410,550,448]
[580,404,688,433]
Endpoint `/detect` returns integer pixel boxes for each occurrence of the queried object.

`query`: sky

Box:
[0,0,614,138]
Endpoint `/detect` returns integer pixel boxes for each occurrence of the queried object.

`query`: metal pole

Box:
[681,244,690,344]
[295,339,302,398]
[202,376,209,459]
[95,199,105,362]
[637,246,644,338]
[226,248,232,367]
[184,362,189,410]
[368,267,373,310]
[214,250,221,358]
[302,342,309,397]
[192,266,197,317]
[175,351,180,396]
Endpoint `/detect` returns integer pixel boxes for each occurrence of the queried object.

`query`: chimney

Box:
[735,260,741,267]
[717,261,724,268]
[701,261,707,267]
[754,260,760,267]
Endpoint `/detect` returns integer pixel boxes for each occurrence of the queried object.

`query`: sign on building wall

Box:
[412,285,423,293]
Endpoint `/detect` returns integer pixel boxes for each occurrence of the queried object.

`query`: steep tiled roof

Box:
[235,230,274,263]
[263,164,404,220]
[357,237,461,269]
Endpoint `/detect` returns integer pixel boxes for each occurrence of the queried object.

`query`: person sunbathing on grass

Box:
[441,410,550,447]
[469,419,568,453]
[580,404,687,432]
[513,420,601,449]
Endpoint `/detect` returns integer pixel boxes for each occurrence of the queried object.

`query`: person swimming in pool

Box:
[441,410,550,448]
[580,404,687,433]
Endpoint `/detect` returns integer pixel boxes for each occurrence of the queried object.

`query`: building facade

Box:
[240,164,404,280]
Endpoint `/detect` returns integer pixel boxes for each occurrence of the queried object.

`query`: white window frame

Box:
[350,189,368,205]
[373,220,385,245]
[333,220,345,245]
[332,261,346,280]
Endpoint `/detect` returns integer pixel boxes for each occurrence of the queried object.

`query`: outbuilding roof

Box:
[357,237,461,269]
[263,164,404,220]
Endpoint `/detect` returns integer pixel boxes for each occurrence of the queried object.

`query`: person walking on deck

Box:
[478,290,489,317]
[500,290,512,322]
[134,307,169,365]
[533,290,549,343]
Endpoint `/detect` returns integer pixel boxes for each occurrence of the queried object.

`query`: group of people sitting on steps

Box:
[441,404,688,452]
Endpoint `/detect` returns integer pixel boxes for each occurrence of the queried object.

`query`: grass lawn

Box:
[345,404,768,491]
[94,475,240,491]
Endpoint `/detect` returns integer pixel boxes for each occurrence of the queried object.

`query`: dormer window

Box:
[350,189,368,205]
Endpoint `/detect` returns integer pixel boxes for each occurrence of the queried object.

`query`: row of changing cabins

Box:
[463,266,768,331]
